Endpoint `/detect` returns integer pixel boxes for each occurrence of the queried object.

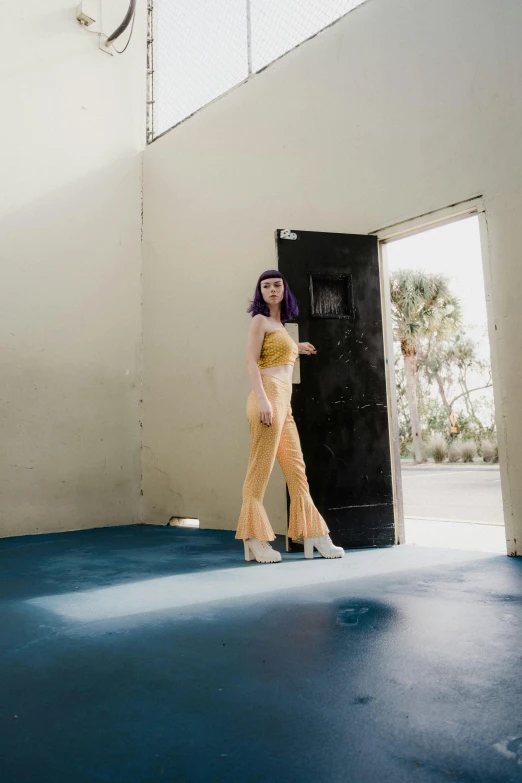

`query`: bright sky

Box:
[385,215,491,361]
[155,0,366,133]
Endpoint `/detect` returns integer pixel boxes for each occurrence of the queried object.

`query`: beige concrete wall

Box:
[0,1,146,537]
[142,0,522,553]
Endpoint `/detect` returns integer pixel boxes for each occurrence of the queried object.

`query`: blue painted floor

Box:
[1,525,522,782]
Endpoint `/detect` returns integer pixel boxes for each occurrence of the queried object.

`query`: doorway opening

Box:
[377,202,506,554]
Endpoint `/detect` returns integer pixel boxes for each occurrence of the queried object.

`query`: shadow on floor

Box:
[0,525,279,600]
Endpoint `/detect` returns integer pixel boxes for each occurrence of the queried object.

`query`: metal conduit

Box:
[106,0,137,45]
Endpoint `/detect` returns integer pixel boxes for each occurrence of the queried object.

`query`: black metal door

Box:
[277,228,395,549]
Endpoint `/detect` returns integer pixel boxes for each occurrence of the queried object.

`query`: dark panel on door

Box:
[277,229,395,549]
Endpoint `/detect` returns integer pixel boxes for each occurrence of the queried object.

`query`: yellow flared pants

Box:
[235,374,330,542]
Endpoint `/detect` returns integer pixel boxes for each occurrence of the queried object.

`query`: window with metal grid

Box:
[149,0,367,141]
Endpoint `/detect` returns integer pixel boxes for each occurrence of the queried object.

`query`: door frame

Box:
[369,196,509,549]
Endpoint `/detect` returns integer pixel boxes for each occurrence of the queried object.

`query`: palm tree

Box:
[390,270,461,463]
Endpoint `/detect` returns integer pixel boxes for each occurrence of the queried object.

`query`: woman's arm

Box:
[246,315,273,426]
[298,341,317,355]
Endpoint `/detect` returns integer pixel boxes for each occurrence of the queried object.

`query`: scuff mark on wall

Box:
[142,445,184,503]
[179,422,205,432]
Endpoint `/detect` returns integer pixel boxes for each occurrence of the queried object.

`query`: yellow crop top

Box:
[257,328,299,369]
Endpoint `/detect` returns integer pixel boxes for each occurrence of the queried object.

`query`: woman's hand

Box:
[298,342,317,355]
[257,396,273,426]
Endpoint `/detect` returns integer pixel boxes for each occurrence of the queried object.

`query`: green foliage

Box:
[391,269,464,462]
[419,397,449,437]
[461,440,477,462]
[481,439,495,463]
[428,433,447,463]
[480,439,499,463]
[448,441,463,462]
[390,269,462,357]
[391,269,496,462]
[394,357,413,456]
[453,409,496,443]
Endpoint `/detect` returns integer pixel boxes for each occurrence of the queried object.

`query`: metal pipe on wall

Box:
[106,0,137,45]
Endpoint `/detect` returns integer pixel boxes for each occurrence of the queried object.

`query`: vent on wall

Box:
[309,273,354,318]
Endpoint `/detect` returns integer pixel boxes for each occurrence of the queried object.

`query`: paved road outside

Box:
[400,464,506,553]
[401,464,503,524]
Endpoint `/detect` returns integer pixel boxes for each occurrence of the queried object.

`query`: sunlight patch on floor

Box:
[26,545,498,624]
[405,517,506,554]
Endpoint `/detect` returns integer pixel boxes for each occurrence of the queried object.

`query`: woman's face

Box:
[260,277,284,308]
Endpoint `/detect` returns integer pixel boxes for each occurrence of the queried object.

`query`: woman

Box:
[236,270,345,564]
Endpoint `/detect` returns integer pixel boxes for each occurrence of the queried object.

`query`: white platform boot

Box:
[244,538,282,563]
[304,534,344,559]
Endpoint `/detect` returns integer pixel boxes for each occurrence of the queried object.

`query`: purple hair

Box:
[247,270,299,323]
